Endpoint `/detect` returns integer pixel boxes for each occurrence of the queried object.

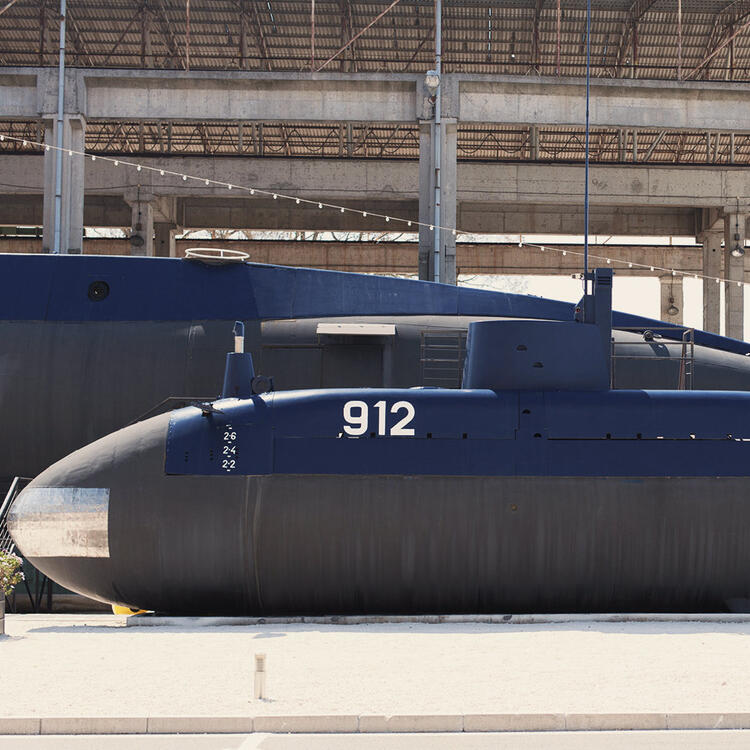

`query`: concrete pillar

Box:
[154,222,177,257]
[699,230,722,333]
[418,118,457,284]
[126,194,155,256]
[659,275,684,325]
[723,211,747,340]
[42,115,86,254]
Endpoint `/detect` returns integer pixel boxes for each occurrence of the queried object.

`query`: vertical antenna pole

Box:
[677,0,682,80]
[53,0,66,254]
[185,0,191,71]
[433,0,442,284]
[556,0,561,76]
[583,0,591,290]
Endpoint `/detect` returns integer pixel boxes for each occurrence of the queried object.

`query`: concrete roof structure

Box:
[1,1,750,335]
[1,0,748,78]
[2,0,750,161]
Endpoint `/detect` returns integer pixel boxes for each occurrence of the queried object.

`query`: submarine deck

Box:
[1,614,749,724]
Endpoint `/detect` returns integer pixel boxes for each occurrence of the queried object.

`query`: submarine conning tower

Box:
[463,268,613,392]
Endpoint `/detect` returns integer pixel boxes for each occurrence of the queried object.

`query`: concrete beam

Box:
[0,195,130,226]
[5,69,750,132]
[0,68,420,123]
[459,163,750,209]
[0,74,37,117]
[0,239,710,277]
[0,194,696,236]
[8,153,750,236]
[456,76,750,130]
[459,204,698,237]
[8,153,750,208]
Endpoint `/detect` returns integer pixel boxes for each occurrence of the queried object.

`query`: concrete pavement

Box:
[4,732,750,750]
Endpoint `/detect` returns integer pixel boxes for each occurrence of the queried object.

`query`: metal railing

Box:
[611,327,695,390]
[1,477,55,613]
[0,477,30,554]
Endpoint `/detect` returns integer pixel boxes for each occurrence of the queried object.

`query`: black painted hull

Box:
[5,317,750,480]
[14,415,750,614]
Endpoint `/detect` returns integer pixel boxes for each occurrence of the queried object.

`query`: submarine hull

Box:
[10,411,750,614]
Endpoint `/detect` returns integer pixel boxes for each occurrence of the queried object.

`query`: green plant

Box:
[0,551,24,597]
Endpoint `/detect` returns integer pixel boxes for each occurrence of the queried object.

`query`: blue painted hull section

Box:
[166,388,750,478]
[2,253,748,356]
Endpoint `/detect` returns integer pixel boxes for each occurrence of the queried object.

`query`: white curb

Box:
[3,713,750,735]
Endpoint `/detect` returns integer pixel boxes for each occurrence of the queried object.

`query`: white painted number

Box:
[342,400,416,437]
[343,400,368,436]
[374,400,387,436]
[222,424,238,473]
[390,401,416,436]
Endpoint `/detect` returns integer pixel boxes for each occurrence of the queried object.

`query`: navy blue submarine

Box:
[5,252,750,485]
[10,268,750,614]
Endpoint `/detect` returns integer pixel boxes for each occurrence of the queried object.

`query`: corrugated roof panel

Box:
[0,0,749,78]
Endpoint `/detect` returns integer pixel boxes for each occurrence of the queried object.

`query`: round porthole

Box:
[88,280,110,301]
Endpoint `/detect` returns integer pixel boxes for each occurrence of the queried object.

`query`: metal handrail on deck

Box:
[611,327,695,390]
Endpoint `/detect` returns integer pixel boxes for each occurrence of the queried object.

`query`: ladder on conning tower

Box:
[420,330,467,388]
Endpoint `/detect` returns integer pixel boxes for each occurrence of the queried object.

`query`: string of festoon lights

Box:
[1,130,746,289]
[519,239,746,288]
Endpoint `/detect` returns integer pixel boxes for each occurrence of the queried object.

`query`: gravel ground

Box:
[1,615,749,718]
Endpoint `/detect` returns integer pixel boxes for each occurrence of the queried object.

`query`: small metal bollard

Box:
[254,652,266,699]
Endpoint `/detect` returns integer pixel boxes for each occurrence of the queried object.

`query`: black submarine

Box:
[3,253,750,487]
[10,268,750,615]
